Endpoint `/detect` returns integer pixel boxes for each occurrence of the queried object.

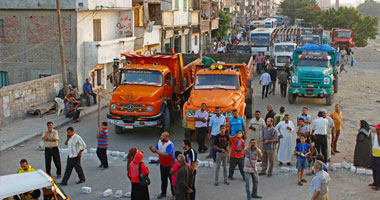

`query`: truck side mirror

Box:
[172,77,176,87]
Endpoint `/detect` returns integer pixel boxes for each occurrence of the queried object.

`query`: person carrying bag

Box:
[128,152,150,200]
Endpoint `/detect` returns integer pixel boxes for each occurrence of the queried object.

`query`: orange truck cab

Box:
[107,53,200,134]
[182,54,254,134]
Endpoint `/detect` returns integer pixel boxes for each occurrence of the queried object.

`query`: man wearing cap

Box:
[370,123,380,191]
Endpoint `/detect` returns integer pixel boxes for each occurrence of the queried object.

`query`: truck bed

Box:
[156,53,200,67]
[201,53,252,64]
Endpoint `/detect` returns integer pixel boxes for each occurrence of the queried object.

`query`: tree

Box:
[280,0,318,23]
[213,10,231,39]
[295,6,322,28]
[352,15,379,46]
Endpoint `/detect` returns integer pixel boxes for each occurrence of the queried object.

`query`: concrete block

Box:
[119,152,126,158]
[60,148,68,154]
[257,166,262,171]
[204,162,209,167]
[350,166,356,173]
[149,156,159,162]
[123,154,128,161]
[111,151,120,156]
[83,149,88,154]
[198,161,205,167]
[107,150,112,155]
[124,192,131,198]
[114,190,123,198]
[103,189,113,197]
[89,148,97,153]
[366,169,373,175]
[281,167,290,173]
[342,161,352,169]
[331,165,337,171]
[331,163,341,168]
[82,186,92,194]
[209,161,214,168]
[290,167,298,173]
[356,168,366,174]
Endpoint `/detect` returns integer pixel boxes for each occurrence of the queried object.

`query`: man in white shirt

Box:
[321,109,335,162]
[195,103,208,153]
[259,69,271,99]
[276,114,295,166]
[60,127,86,185]
[312,111,329,163]
[207,107,226,161]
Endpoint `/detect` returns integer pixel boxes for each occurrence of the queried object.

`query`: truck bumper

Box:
[289,87,332,98]
[182,119,195,130]
[107,112,163,129]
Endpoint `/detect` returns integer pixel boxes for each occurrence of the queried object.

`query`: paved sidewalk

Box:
[0,101,109,152]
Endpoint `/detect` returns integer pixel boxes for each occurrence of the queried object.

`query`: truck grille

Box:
[117,103,146,112]
[299,74,322,85]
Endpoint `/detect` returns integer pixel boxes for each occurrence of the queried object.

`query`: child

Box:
[170,151,182,199]
[294,135,311,186]
[228,131,245,180]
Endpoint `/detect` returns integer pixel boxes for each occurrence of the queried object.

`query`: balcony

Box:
[162,11,174,26]
[134,26,161,50]
[190,11,200,26]
[201,20,210,32]
[162,10,189,27]
[84,37,136,67]
[77,0,132,11]
[211,19,219,30]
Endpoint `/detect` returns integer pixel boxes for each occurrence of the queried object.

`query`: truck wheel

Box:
[247,79,252,88]
[184,128,193,141]
[245,103,253,118]
[288,91,296,104]
[161,107,171,132]
[115,125,123,134]
[326,94,332,106]
[245,88,253,104]
[333,75,338,93]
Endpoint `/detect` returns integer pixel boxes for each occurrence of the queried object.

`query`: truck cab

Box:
[300,35,321,46]
[107,53,199,134]
[272,42,297,69]
[288,44,339,105]
[182,54,254,134]
[332,28,355,49]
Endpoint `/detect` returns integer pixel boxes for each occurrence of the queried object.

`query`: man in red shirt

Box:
[149,132,175,199]
[228,131,246,180]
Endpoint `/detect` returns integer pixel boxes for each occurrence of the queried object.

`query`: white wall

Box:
[191,33,200,53]
[173,0,189,26]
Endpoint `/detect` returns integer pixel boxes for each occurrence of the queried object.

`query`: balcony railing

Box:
[211,19,219,30]
[191,11,200,26]
[201,20,210,32]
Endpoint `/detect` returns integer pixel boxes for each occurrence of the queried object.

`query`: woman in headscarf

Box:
[354,120,372,168]
[127,147,138,179]
[128,151,150,200]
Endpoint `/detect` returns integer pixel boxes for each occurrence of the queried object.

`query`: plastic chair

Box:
[54,98,65,116]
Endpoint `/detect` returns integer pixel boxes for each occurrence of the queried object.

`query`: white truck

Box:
[271,42,297,69]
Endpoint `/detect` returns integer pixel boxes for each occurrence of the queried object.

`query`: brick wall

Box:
[0,74,63,127]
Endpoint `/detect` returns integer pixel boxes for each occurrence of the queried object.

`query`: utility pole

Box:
[56,0,68,97]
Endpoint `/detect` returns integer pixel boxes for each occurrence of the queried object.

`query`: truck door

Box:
[164,72,174,99]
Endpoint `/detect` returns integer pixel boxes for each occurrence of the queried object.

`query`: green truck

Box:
[288,44,339,105]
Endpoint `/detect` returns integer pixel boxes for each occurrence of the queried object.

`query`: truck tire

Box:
[245,103,253,118]
[288,91,296,104]
[115,125,123,134]
[326,94,332,106]
[245,88,253,104]
[333,75,338,93]
[247,79,252,88]
[184,128,193,141]
[161,107,171,132]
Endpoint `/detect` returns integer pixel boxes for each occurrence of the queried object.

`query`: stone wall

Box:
[0,74,62,127]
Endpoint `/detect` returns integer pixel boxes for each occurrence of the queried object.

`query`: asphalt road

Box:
[1,59,379,199]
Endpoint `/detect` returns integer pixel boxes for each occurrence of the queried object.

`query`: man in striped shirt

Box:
[97,122,109,169]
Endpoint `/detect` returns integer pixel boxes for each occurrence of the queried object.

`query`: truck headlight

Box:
[111,104,116,110]
[185,110,196,118]
[324,77,330,85]
[147,106,154,112]
[292,76,298,83]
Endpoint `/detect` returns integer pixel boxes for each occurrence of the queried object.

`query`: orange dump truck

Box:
[182,54,254,134]
[107,53,200,134]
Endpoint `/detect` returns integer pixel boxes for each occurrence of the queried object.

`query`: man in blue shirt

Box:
[207,107,226,161]
[229,109,246,138]
[83,79,97,106]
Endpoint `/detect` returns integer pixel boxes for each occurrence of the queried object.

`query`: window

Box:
[194,35,198,46]
[93,19,102,41]
[165,73,171,85]
[0,19,4,38]
[0,71,9,88]
[175,0,179,9]
[183,0,187,11]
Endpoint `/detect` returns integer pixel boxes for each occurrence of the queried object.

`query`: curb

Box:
[0,102,109,152]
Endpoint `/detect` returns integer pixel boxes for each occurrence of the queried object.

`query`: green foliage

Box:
[352,16,379,46]
[214,10,231,38]
[357,0,380,17]
[295,6,322,28]
[280,0,318,23]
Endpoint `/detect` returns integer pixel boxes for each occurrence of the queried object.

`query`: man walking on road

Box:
[149,132,176,198]
[260,118,278,177]
[276,114,295,166]
[255,52,265,74]
[278,70,289,98]
[329,104,343,154]
[265,104,276,122]
[207,107,226,161]
[243,139,263,199]
[259,69,271,99]
[96,122,109,169]
[310,160,330,200]
[312,112,329,163]
[214,125,230,186]
[195,103,208,153]
[182,139,197,200]
[247,111,266,147]
[268,65,277,95]
[43,121,61,178]
[60,127,86,185]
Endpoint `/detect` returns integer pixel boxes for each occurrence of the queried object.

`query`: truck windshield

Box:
[274,45,295,52]
[336,31,351,38]
[301,36,320,45]
[277,56,287,63]
[299,59,329,67]
[251,34,270,46]
[195,74,239,90]
[120,69,162,86]
[237,45,251,53]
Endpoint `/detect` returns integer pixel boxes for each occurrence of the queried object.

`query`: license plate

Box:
[125,124,133,129]
[107,119,115,124]
[306,89,314,93]
[187,123,195,129]
[308,84,314,87]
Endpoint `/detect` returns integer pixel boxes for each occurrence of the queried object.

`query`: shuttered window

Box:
[93,19,102,41]
[184,0,187,11]
[175,0,179,9]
